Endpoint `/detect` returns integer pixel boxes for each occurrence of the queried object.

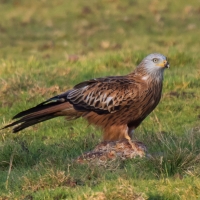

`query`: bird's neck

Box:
[127,65,164,96]
[132,64,164,82]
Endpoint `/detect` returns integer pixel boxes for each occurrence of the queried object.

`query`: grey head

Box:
[136,53,169,76]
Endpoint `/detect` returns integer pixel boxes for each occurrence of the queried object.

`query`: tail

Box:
[1,96,81,133]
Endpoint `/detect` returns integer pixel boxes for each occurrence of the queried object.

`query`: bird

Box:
[2,53,169,146]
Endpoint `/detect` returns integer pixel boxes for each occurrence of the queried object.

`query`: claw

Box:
[127,139,137,150]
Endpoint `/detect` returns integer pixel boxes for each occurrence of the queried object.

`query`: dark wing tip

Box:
[12,111,28,119]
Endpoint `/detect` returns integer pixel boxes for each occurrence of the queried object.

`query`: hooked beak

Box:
[157,60,170,69]
[165,62,170,68]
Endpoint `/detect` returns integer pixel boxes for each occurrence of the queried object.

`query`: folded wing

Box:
[67,76,137,114]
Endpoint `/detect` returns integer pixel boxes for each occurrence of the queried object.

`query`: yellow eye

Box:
[152,58,158,63]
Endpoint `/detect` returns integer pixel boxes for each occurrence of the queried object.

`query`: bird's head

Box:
[134,53,169,80]
[140,53,169,73]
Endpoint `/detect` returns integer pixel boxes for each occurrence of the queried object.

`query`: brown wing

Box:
[67,76,138,114]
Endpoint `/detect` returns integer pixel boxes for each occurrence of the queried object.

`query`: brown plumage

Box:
[2,53,169,143]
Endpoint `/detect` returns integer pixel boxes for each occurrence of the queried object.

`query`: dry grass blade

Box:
[5,151,15,190]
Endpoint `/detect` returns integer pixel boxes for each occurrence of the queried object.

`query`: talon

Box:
[127,139,136,150]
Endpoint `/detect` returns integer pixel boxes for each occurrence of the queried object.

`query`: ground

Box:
[0,0,200,199]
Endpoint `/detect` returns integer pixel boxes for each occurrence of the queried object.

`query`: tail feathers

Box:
[12,115,56,133]
[2,101,77,133]
[13,96,64,119]
[13,102,69,122]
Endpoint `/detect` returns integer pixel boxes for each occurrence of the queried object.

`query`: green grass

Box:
[0,0,200,199]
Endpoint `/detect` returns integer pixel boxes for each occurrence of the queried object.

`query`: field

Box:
[0,0,200,199]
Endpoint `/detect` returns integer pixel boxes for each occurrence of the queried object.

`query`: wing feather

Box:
[67,76,138,114]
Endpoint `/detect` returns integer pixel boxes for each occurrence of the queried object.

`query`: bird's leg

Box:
[103,125,137,149]
[127,128,137,149]
[124,132,137,150]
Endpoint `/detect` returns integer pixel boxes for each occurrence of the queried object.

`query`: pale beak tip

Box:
[166,63,170,68]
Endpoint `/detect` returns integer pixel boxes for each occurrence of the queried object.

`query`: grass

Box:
[0,0,200,199]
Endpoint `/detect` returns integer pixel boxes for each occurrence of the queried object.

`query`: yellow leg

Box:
[103,125,137,149]
[124,132,136,150]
